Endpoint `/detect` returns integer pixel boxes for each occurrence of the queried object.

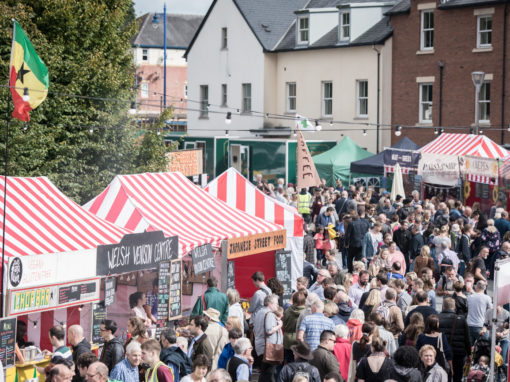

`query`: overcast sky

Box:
[133,0,213,16]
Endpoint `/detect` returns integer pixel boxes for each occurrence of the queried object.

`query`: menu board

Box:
[0,317,16,368]
[227,261,235,290]
[275,250,292,306]
[158,262,170,323]
[169,260,182,319]
[191,244,215,275]
[59,281,97,305]
[104,278,116,307]
[91,303,107,344]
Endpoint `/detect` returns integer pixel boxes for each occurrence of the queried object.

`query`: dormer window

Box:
[297,16,309,44]
[339,11,350,41]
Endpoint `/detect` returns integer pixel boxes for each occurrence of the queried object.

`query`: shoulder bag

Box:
[262,312,283,365]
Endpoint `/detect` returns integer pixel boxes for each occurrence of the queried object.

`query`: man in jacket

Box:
[278,341,321,382]
[142,340,175,382]
[68,325,91,382]
[110,341,141,382]
[160,328,192,382]
[191,277,229,325]
[316,207,334,230]
[393,221,412,266]
[310,330,340,380]
[98,320,125,373]
[408,224,424,268]
[438,297,471,382]
[187,316,213,363]
[345,214,370,273]
[204,308,228,369]
[298,188,312,223]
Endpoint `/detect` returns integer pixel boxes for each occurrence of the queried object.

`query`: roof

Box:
[438,0,505,8]
[84,172,285,255]
[132,13,203,49]
[419,133,508,158]
[0,176,131,260]
[384,0,410,15]
[205,168,303,237]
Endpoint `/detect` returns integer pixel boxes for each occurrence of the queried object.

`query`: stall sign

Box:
[0,317,16,368]
[169,260,182,319]
[226,261,235,290]
[8,278,100,316]
[275,250,292,306]
[462,156,499,179]
[191,244,215,275]
[383,149,420,172]
[104,278,116,307]
[96,231,178,276]
[7,249,96,290]
[166,149,203,176]
[157,262,170,324]
[91,303,107,344]
[417,153,460,186]
[227,230,286,259]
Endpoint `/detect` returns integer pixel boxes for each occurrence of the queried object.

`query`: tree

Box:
[0,0,171,204]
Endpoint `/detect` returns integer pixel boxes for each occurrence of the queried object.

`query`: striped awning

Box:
[84,172,285,255]
[419,133,508,158]
[0,176,131,260]
[204,168,303,237]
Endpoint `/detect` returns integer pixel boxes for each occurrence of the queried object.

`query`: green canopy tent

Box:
[312,136,373,186]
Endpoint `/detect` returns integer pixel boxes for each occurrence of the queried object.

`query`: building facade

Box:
[388,0,510,146]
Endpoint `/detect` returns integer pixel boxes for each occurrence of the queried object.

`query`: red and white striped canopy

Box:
[0,176,131,261]
[205,168,304,237]
[419,133,508,158]
[84,172,284,255]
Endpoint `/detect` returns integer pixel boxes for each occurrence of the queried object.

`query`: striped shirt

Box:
[299,313,335,351]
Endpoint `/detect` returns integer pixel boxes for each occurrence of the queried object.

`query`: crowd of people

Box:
[35,178,510,382]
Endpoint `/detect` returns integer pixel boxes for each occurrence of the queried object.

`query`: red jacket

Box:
[346,318,363,344]
[333,337,352,381]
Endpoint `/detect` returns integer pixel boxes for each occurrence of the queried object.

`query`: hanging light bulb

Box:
[479,128,484,134]
[363,129,367,136]
[225,130,229,138]
[78,304,84,312]
[329,120,333,127]
[315,120,322,131]
[23,123,28,132]
[440,128,445,134]
[225,112,232,125]
[293,130,297,137]
[89,128,93,134]
[157,130,161,135]
[129,102,137,115]
[507,125,510,132]
[33,321,38,329]
[22,88,29,102]
[434,128,439,135]
[395,125,402,136]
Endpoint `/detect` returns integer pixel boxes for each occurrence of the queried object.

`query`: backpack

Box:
[290,363,311,381]
[375,301,395,323]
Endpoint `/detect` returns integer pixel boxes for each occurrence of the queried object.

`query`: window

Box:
[357,80,368,117]
[297,16,309,44]
[339,11,350,40]
[478,82,490,122]
[242,83,252,113]
[421,11,434,50]
[142,49,148,61]
[200,85,209,118]
[286,82,296,112]
[419,83,433,123]
[322,81,333,117]
[221,84,227,107]
[141,82,149,98]
[477,15,492,48]
[221,27,228,49]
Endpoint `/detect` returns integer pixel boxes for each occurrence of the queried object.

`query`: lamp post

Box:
[471,71,485,135]
[152,4,167,109]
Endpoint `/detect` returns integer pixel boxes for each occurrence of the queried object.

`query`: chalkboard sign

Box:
[227,261,235,290]
[191,244,215,275]
[158,262,170,322]
[91,303,107,344]
[413,174,422,193]
[275,250,292,306]
[59,281,97,305]
[0,317,16,368]
[482,184,490,200]
[104,278,116,307]
[169,260,182,319]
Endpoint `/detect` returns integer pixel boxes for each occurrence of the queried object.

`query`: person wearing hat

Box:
[278,341,321,382]
[203,308,228,370]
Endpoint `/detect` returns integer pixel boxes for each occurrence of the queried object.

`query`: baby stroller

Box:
[464,337,506,382]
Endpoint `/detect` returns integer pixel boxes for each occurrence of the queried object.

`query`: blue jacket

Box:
[361,232,377,261]
[316,213,332,230]
[110,358,139,382]
[218,343,234,369]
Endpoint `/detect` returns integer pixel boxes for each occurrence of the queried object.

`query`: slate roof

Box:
[437,0,505,8]
[384,0,410,15]
[132,13,203,49]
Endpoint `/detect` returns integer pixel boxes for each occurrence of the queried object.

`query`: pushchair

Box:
[464,337,507,382]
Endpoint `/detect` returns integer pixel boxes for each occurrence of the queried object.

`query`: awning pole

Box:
[489,261,500,381]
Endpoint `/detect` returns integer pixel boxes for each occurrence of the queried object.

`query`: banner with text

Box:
[418,153,460,186]
[9,278,100,316]
[227,230,286,259]
[462,156,499,179]
[383,149,420,172]
[191,244,215,275]
[96,231,178,276]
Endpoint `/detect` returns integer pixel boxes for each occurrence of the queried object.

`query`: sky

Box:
[133,0,213,16]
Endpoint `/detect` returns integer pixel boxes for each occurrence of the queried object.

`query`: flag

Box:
[296,114,318,131]
[9,20,49,122]
[296,129,321,191]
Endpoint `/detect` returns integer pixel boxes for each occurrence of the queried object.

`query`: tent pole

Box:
[489,261,500,381]
[0,117,9,317]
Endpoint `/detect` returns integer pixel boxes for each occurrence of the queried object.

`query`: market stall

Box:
[204,167,303,292]
[417,133,508,210]
[84,172,287,303]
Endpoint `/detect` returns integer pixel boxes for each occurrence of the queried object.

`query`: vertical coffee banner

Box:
[226,261,235,290]
[104,278,116,307]
[91,303,107,344]
[169,260,182,319]
[275,250,292,306]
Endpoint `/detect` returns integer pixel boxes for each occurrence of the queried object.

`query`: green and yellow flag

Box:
[9,20,49,121]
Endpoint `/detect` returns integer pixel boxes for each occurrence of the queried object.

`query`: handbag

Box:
[262,312,283,365]
[437,334,452,376]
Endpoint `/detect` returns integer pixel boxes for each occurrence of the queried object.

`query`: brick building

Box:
[387,0,509,146]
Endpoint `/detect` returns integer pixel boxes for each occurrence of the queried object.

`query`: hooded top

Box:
[346,319,363,344]
[283,305,305,349]
[160,346,192,378]
[390,365,423,382]
[333,337,352,381]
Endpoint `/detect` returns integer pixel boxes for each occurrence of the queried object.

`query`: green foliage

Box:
[0,0,172,204]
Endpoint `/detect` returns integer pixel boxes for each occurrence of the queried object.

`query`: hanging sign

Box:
[104,278,116,307]
[275,250,293,306]
[418,153,460,186]
[227,230,287,259]
[191,244,215,275]
[0,317,16,368]
[226,261,235,290]
[157,262,170,323]
[383,149,420,172]
[169,260,182,319]
[462,156,499,179]
[91,303,107,344]
[9,278,100,316]
[96,231,178,276]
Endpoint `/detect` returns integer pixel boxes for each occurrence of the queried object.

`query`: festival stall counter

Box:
[83,172,287,314]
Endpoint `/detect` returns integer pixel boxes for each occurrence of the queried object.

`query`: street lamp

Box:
[152,4,167,109]
[471,71,485,135]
